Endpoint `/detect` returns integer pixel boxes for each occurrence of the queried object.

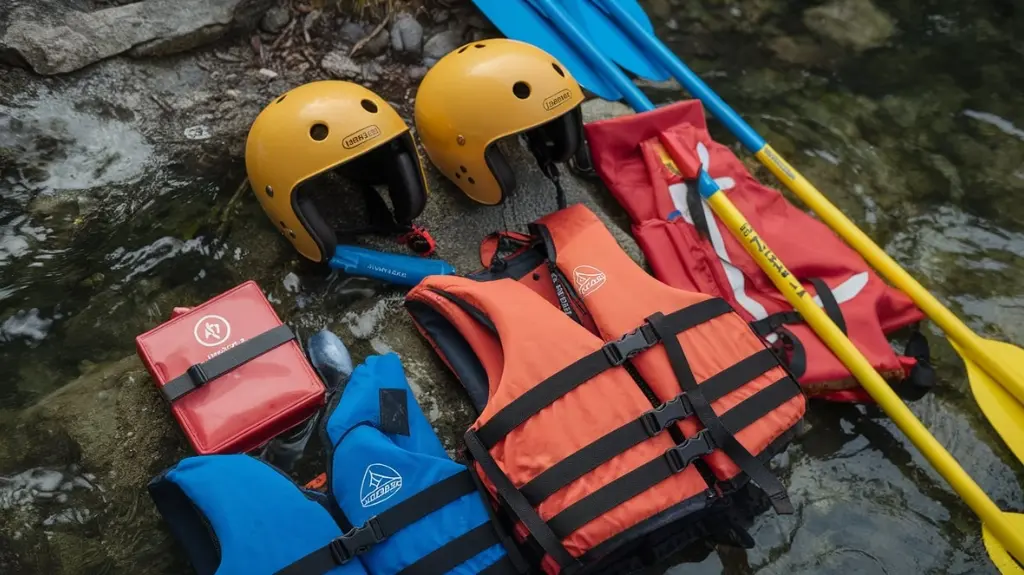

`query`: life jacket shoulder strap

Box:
[275,469,523,575]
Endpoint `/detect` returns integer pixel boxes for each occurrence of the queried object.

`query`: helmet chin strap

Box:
[524,132,568,211]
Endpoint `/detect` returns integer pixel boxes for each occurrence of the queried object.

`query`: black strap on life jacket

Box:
[748,277,847,380]
[463,297,801,573]
[161,324,296,403]
[275,469,523,575]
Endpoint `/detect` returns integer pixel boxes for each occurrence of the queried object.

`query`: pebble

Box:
[261,6,292,34]
[423,30,464,66]
[340,21,367,44]
[258,68,279,79]
[362,61,384,82]
[390,12,424,54]
[225,89,241,99]
[321,51,362,80]
[408,65,428,80]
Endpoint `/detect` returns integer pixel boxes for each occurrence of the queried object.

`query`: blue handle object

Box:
[595,0,767,152]
[528,0,727,199]
[329,245,456,287]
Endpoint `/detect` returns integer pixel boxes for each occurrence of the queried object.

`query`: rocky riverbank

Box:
[2,0,1022,573]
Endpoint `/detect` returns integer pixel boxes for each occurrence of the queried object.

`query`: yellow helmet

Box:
[414,38,586,205]
[245,80,429,263]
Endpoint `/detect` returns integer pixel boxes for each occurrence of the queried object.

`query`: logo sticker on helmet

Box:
[543,89,573,112]
[573,265,606,297]
[359,463,403,508]
[343,125,382,149]
[194,315,231,347]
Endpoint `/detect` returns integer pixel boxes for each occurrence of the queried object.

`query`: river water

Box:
[1,0,1022,573]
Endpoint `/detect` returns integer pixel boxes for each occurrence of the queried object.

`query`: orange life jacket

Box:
[405,204,806,574]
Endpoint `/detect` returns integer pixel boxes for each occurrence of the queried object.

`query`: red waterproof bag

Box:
[135,280,325,454]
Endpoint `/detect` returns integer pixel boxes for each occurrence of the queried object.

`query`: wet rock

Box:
[803,0,896,52]
[422,29,463,66]
[260,4,292,34]
[0,0,274,75]
[767,35,829,67]
[390,12,423,55]
[321,50,361,80]
[407,65,428,80]
[340,21,367,44]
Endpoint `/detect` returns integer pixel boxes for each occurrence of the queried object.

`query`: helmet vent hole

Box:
[265,185,274,197]
[288,230,296,239]
[276,95,287,103]
[474,43,486,48]
[552,63,565,77]
[279,221,286,228]
[513,82,531,99]
[455,172,461,179]
[460,166,467,173]
[458,46,468,54]
[468,177,476,184]
[310,123,329,141]
[361,99,378,113]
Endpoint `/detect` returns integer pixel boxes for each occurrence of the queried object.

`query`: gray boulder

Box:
[0,0,273,75]
[803,0,896,52]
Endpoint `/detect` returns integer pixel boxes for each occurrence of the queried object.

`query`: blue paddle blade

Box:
[471,0,620,100]
[569,0,670,81]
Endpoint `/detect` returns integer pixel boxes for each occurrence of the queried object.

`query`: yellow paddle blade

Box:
[983,515,1024,574]
[952,339,1024,464]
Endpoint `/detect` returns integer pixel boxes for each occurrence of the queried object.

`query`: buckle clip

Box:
[640,394,694,437]
[186,363,209,386]
[330,517,385,564]
[603,324,658,366]
[664,430,716,473]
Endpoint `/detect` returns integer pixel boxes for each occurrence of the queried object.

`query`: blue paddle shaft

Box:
[329,245,456,287]
[533,0,654,112]
[593,0,767,151]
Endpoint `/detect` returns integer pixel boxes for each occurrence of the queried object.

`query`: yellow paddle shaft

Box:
[705,189,1024,564]
[755,145,1024,406]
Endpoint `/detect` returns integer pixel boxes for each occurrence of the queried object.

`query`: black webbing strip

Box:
[275,470,478,575]
[274,543,340,575]
[546,431,717,538]
[519,349,780,504]
[464,430,579,571]
[162,324,295,402]
[654,298,733,336]
[809,278,848,335]
[696,349,779,402]
[397,523,511,575]
[520,417,651,504]
[718,377,801,434]
[475,349,612,448]
[374,470,477,535]
[476,298,733,450]
[647,312,795,515]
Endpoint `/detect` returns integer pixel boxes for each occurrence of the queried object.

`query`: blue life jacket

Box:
[149,352,523,575]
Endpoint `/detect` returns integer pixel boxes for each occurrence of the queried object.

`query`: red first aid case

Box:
[135,280,325,455]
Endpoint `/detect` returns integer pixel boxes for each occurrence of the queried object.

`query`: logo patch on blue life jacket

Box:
[359,463,403,508]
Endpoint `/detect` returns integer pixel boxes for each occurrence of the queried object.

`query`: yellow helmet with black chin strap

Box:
[245,80,430,263]
[413,38,586,206]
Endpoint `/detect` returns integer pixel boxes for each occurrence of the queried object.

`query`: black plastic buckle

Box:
[186,363,209,386]
[664,430,716,473]
[603,324,658,366]
[329,517,385,564]
[640,394,694,436]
